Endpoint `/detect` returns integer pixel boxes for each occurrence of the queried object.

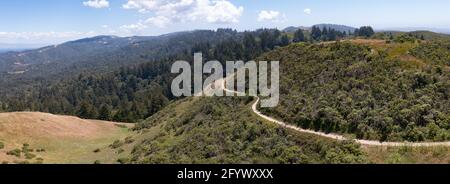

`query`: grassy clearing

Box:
[0,112,134,164]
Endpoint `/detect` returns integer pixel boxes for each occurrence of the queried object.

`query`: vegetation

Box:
[6,149,21,157]
[355,26,375,38]
[127,97,367,164]
[0,112,132,164]
[0,25,449,164]
[258,41,449,142]
[0,28,297,122]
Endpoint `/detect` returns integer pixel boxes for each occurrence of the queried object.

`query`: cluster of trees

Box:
[310,26,350,41]
[2,60,174,122]
[354,26,375,38]
[259,41,449,142]
[191,29,292,63]
[128,97,367,164]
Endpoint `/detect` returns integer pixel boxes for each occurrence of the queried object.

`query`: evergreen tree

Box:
[311,26,322,41]
[328,29,337,41]
[98,105,111,120]
[77,101,97,119]
[321,27,329,41]
[280,35,290,46]
[243,33,259,61]
[357,26,375,38]
[293,29,306,42]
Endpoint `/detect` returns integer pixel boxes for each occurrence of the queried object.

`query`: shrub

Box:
[93,148,101,153]
[117,148,125,154]
[22,144,33,153]
[25,153,36,160]
[6,149,21,157]
[35,158,44,164]
[125,137,135,144]
[110,140,124,149]
[0,142,4,149]
[117,158,130,164]
[94,160,101,164]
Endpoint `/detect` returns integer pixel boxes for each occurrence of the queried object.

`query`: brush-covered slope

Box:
[258,40,449,142]
[119,97,367,164]
[0,112,132,164]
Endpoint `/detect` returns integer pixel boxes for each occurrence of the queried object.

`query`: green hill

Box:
[122,97,367,164]
[258,40,449,142]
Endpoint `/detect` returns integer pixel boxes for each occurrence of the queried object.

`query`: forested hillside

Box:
[124,97,367,164]
[258,40,449,142]
[0,28,290,122]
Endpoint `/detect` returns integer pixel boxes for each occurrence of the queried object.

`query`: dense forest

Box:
[258,40,449,142]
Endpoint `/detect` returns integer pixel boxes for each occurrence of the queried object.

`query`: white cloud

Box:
[122,0,244,28]
[304,8,312,15]
[120,22,148,31]
[257,10,280,22]
[0,31,97,44]
[145,16,171,28]
[83,0,110,9]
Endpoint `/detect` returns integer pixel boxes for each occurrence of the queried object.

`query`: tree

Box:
[293,29,306,43]
[77,101,97,119]
[98,105,111,120]
[357,26,375,38]
[327,29,337,41]
[321,28,329,41]
[311,26,322,41]
[389,33,394,40]
[280,35,290,46]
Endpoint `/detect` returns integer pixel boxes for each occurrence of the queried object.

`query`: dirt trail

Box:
[218,75,450,147]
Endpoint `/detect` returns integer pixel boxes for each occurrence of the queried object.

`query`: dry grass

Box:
[363,146,450,164]
[0,112,133,164]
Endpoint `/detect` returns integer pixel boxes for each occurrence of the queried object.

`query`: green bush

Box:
[25,153,36,160]
[22,144,33,153]
[0,142,4,149]
[110,140,124,149]
[6,149,21,157]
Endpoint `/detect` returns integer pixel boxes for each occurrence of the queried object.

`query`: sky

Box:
[0,0,449,45]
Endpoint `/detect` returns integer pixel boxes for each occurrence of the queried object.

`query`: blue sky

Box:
[1,0,449,44]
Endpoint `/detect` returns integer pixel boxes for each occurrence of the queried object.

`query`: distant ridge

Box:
[283,24,357,33]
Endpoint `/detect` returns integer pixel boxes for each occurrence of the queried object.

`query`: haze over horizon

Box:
[1,0,449,45]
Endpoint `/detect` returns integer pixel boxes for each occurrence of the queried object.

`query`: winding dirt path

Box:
[218,75,450,147]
